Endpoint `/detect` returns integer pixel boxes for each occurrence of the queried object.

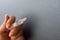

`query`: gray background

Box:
[0,0,60,40]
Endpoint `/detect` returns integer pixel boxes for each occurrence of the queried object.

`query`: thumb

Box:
[0,15,9,33]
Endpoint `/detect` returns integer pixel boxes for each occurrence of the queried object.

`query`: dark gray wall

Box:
[0,0,60,40]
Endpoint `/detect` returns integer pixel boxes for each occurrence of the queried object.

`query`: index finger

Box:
[6,16,16,29]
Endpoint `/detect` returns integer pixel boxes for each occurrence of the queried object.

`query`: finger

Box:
[0,15,9,33]
[6,16,16,29]
[3,14,9,24]
[10,31,24,40]
[15,31,24,40]
[9,25,23,37]
[11,36,24,40]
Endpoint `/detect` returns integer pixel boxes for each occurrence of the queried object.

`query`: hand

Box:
[0,15,24,40]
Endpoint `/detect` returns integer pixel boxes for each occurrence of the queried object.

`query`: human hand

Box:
[0,15,24,40]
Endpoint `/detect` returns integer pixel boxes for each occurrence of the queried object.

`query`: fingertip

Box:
[7,16,16,24]
[9,16,16,20]
[4,14,9,22]
[6,16,16,29]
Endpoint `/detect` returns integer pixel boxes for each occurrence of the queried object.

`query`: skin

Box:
[0,15,24,40]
